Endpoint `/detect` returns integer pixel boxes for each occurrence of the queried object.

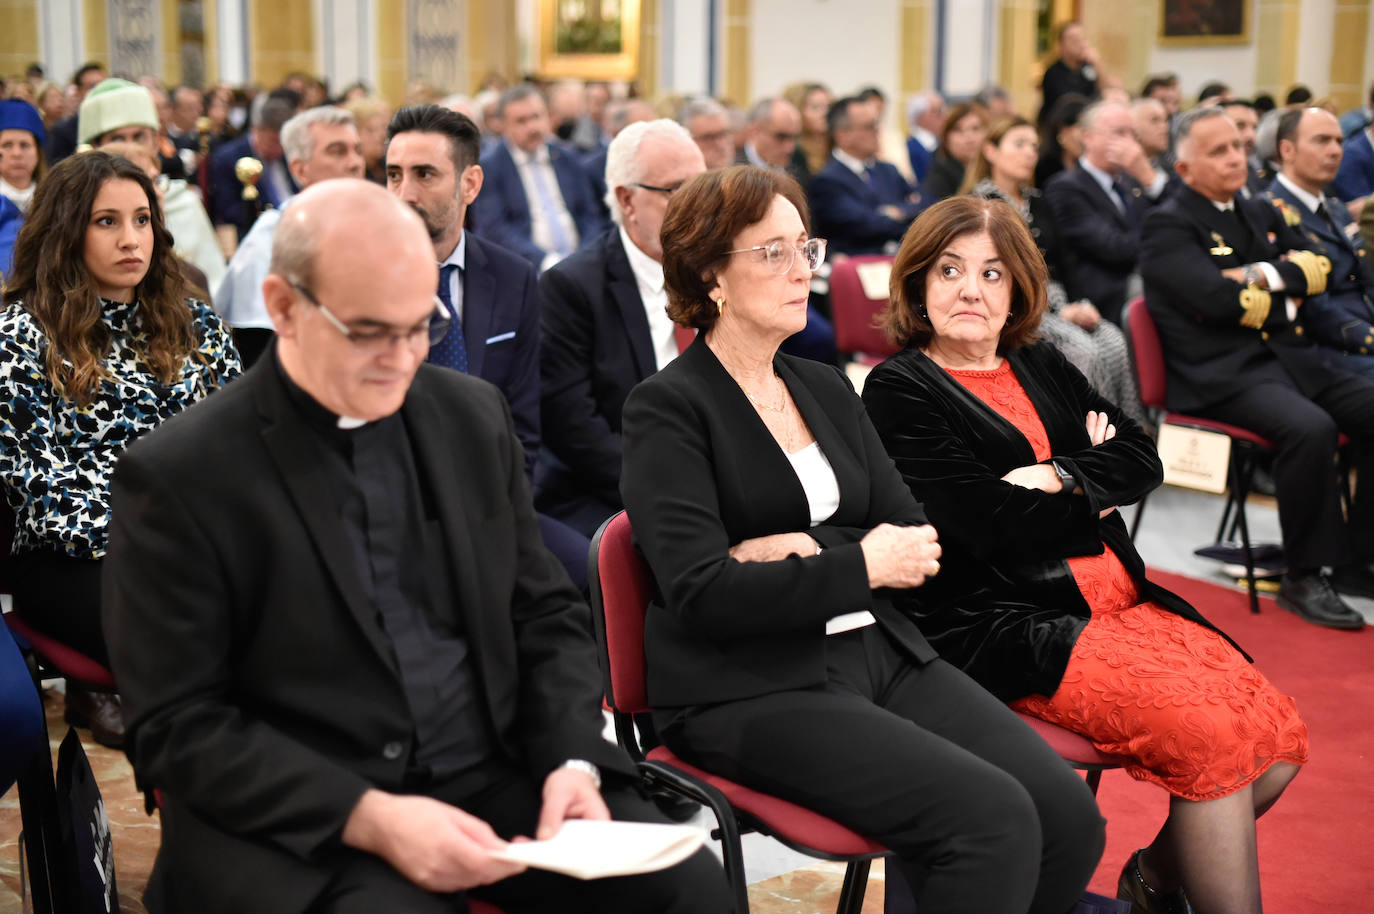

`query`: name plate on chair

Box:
[1156,424,1231,494]
[855,261,893,300]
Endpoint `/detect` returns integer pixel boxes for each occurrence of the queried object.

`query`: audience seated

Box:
[1338,81,1373,139]
[781,81,832,186]
[919,101,987,203]
[1139,106,1374,629]
[1132,96,1177,194]
[1034,93,1089,188]
[0,152,239,748]
[621,165,1104,914]
[536,120,705,539]
[580,98,655,218]
[734,97,807,189]
[386,105,589,588]
[102,178,730,914]
[1045,99,1166,324]
[862,196,1308,914]
[1139,73,1182,120]
[1219,99,1269,195]
[0,99,45,215]
[1037,21,1105,126]
[470,84,609,272]
[904,89,946,184]
[43,61,106,164]
[1265,106,1374,378]
[809,95,923,256]
[215,106,365,365]
[967,115,1145,424]
[208,89,300,243]
[79,79,228,294]
[678,96,735,170]
[1333,115,1374,212]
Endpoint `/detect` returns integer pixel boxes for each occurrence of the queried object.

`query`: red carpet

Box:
[1083,571,1374,911]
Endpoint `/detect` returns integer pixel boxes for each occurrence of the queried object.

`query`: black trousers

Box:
[1193,367,1374,569]
[656,625,1105,914]
[9,550,107,667]
[308,765,731,914]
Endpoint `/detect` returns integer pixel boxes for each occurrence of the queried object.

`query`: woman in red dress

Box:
[862,196,1307,914]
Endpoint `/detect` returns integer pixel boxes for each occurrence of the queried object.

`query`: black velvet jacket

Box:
[862,341,1244,701]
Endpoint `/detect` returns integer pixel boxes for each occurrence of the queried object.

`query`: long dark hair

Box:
[4,151,197,407]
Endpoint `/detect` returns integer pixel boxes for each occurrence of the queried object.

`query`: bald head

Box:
[265,179,440,421]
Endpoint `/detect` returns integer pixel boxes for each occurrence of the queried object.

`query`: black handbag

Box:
[54,726,118,913]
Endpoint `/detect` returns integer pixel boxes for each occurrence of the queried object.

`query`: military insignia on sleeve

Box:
[1209,232,1234,256]
[1287,250,1331,295]
[1238,286,1271,329]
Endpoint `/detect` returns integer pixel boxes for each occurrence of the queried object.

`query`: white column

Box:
[318,0,376,92]
[217,0,249,86]
[40,0,85,85]
[666,0,711,96]
[941,0,992,97]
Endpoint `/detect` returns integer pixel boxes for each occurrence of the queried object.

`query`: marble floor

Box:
[1,483,1367,914]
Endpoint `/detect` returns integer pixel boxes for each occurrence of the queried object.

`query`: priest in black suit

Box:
[102,179,728,914]
[1140,106,1374,629]
[535,120,706,537]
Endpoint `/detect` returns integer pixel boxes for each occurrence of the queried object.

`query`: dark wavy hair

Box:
[882,196,1047,351]
[4,151,197,407]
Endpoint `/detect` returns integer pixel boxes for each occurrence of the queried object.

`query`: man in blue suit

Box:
[810,95,924,257]
[208,89,299,242]
[386,104,588,587]
[470,85,609,273]
[1267,107,1374,379]
[1333,119,1374,213]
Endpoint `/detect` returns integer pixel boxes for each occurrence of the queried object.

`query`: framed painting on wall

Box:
[537,0,640,80]
[1159,0,1249,46]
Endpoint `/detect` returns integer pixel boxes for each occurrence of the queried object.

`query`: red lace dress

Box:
[948,361,1308,800]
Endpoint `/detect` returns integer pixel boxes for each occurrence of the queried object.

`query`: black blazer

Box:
[103,354,629,913]
[1043,166,1152,321]
[808,156,921,256]
[1139,185,1331,413]
[620,340,946,709]
[862,342,1241,701]
[536,229,655,513]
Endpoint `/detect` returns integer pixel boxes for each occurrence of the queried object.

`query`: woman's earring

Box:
[919,306,929,320]
[715,296,725,315]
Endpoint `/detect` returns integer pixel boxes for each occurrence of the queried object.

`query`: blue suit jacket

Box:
[906,137,933,184]
[0,196,20,279]
[1044,166,1152,322]
[1264,178,1374,363]
[1333,131,1374,203]
[442,231,543,477]
[470,142,609,269]
[208,134,295,238]
[809,156,922,256]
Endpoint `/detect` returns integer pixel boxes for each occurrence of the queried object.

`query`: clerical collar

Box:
[1275,172,1323,214]
[274,352,373,435]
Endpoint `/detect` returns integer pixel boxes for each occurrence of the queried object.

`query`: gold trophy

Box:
[235,156,264,202]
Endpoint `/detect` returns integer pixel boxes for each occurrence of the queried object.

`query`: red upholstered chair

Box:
[1124,297,1290,614]
[830,256,899,366]
[588,511,886,914]
[1012,712,1118,796]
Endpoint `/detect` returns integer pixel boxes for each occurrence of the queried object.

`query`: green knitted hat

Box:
[77,78,159,145]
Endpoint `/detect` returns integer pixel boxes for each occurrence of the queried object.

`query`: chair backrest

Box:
[1121,296,1167,411]
[587,510,655,716]
[829,255,899,359]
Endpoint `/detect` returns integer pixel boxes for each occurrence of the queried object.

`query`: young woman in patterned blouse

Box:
[1,151,240,747]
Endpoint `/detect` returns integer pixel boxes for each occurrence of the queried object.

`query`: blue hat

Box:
[0,99,46,147]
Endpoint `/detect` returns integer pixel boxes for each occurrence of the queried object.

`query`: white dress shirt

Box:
[618,227,678,371]
[438,231,467,321]
[214,204,285,329]
[509,142,579,270]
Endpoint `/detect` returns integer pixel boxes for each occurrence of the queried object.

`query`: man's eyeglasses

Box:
[771,132,801,144]
[632,182,683,196]
[725,238,827,275]
[291,282,452,352]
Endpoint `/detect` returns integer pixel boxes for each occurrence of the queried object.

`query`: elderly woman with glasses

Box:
[620,165,1103,914]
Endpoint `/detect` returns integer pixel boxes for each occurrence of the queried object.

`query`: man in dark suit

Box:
[904,90,945,185]
[734,97,806,188]
[470,85,608,273]
[208,89,299,242]
[387,104,590,588]
[810,95,924,257]
[1140,106,1374,629]
[102,179,728,914]
[536,119,706,538]
[1045,99,1167,323]
[44,61,105,164]
[1266,106,1374,379]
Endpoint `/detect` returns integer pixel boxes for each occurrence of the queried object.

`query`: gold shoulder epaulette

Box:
[1287,250,1330,295]
[1239,286,1271,329]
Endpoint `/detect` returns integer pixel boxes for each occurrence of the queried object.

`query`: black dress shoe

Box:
[1276,573,1366,630]
[1331,563,1374,600]
[64,687,126,749]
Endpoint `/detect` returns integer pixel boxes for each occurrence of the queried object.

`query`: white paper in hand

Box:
[489,819,705,880]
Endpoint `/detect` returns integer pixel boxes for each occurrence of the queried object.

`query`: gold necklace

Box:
[740,374,787,413]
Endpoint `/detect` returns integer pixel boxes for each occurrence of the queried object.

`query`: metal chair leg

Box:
[835,858,872,914]
[1229,453,1261,615]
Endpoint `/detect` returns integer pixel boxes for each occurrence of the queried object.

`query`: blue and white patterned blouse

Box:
[0,297,241,559]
